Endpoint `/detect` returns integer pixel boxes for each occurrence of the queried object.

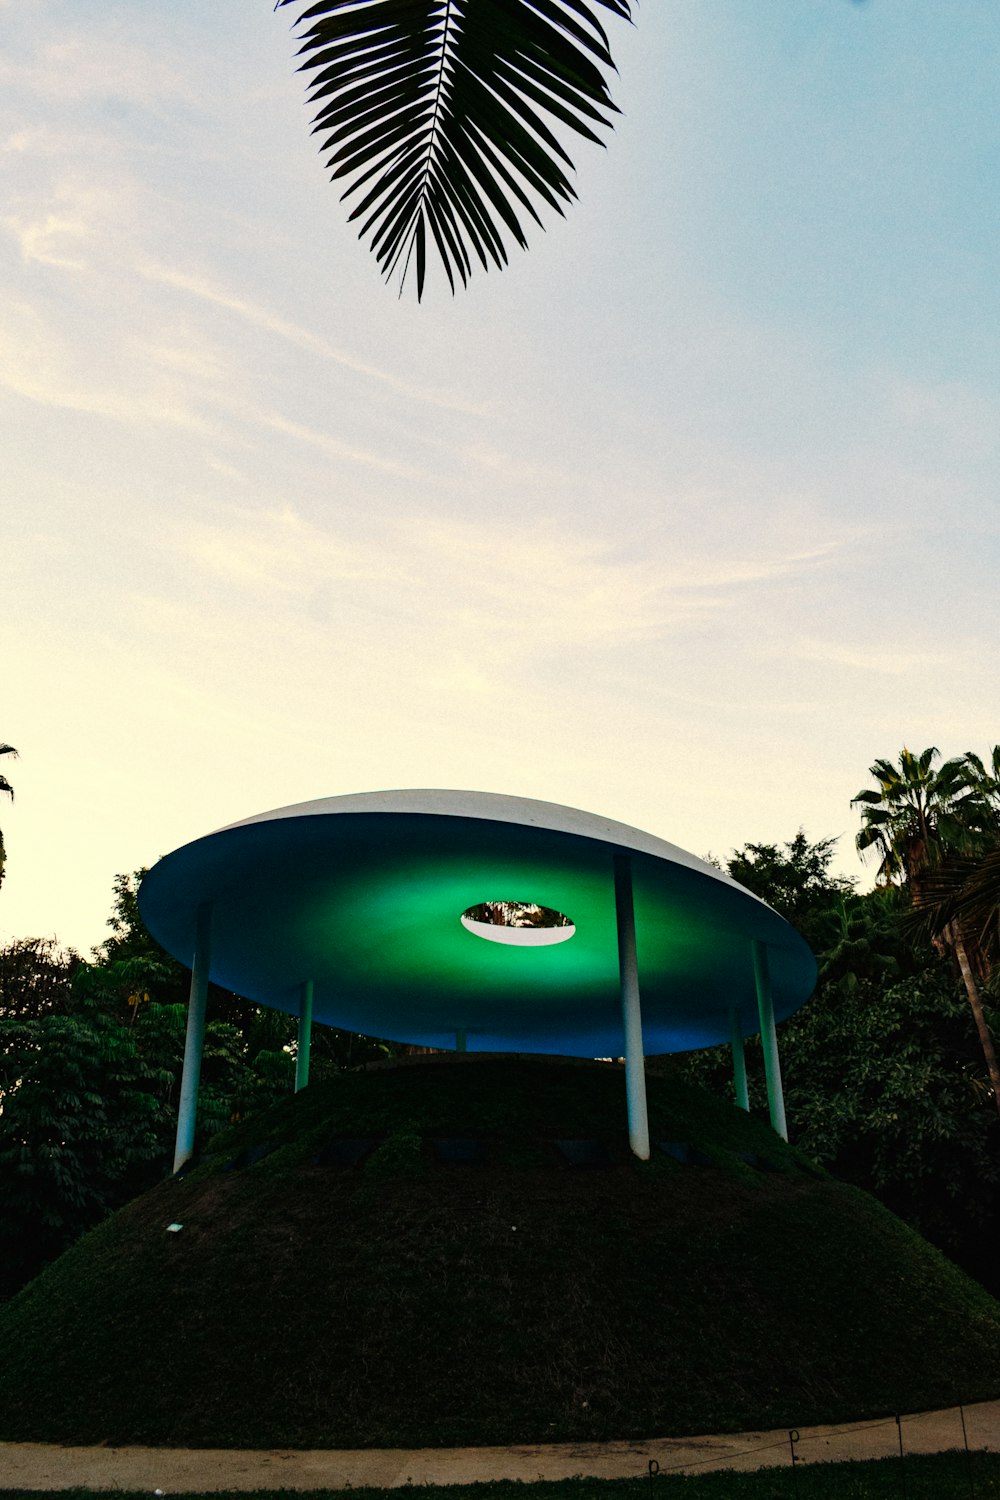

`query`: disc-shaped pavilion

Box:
[139,789,817,1167]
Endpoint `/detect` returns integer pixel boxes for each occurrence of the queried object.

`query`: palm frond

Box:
[907,849,1000,964]
[952,848,1000,960]
[914,745,939,777]
[279,0,632,297]
[866,758,901,791]
[936,756,970,795]
[962,746,1000,818]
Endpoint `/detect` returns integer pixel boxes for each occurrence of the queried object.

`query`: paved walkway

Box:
[1,1400,998,1492]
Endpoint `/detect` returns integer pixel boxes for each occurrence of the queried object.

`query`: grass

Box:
[2,1452,1000,1499]
[0,1058,997,1449]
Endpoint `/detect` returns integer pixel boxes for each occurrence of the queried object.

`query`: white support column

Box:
[173,903,211,1174]
[614,854,650,1160]
[752,939,788,1141]
[728,1006,750,1112]
[295,979,314,1093]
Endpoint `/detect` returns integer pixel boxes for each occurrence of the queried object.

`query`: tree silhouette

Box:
[852,748,1000,1116]
[0,744,17,892]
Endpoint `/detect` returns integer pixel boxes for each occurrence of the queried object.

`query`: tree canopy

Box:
[852,747,988,888]
[678,801,1000,1295]
[852,746,1000,1116]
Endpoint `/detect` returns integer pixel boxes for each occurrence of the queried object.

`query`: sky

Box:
[2,0,999,955]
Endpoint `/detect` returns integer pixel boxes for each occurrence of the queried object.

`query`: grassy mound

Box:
[0,1056,997,1448]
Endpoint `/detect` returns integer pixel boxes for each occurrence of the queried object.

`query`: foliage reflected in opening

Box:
[463,900,572,929]
[460,900,576,946]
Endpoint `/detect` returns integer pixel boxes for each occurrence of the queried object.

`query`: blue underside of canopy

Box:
[139,798,817,1057]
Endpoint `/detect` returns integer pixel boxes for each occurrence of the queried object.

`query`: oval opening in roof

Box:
[460,900,576,947]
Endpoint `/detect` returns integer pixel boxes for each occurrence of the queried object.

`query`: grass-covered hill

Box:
[0,1055,997,1449]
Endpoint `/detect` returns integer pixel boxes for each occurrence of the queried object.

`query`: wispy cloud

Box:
[3,209,88,269]
[0,296,224,431]
[205,456,249,483]
[0,287,429,478]
[406,517,846,651]
[0,173,123,271]
[0,33,197,110]
[177,505,842,663]
[142,264,487,414]
[786,637,961,676]
[249,408,424,479]
[181,506,405,594]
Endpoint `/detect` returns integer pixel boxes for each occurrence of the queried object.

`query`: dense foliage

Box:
[0,874,393,1297]
[678,764,1000,1294]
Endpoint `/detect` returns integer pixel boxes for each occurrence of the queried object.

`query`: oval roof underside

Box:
[139,789,817,1056]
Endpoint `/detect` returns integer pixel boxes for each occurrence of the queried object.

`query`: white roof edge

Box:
[216,788,766,905]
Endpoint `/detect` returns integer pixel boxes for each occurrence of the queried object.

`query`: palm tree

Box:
[852,747,984,889]
[279,0,632,297]
[919,849,1000,968]
[0,743,16,892]
[914,745,1000,1008]
[961,746,1000,830]
[852,747,1000,1116]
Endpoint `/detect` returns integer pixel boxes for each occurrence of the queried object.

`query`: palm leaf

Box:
[951,848,1000,961]
[908,850,1000,964]
[279,0,632,297]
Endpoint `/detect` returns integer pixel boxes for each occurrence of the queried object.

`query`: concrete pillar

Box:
[173,903,211,1174]
[752,939,788,1141]
[729,1006,750,1111]
[295,979,314,1093]
[614,854,650,1160]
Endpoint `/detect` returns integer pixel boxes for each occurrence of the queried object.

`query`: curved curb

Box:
[1,1400,998,1492]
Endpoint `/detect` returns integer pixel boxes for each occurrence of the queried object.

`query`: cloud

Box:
[249,409,424,479]
[0,174,119,271]
[177,505,842,666]
[402,512,843,638]
[181,506,404,594]
[0,33,197,111]
[0,293,424,478]
[663,543,840,591]
[786,637,960,676]
[205,456,248,483]
[142,264,488,414]
[0,296,225,431]
[3,210,88,269]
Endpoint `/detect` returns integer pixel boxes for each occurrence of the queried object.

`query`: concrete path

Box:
[1,1400,998,1492]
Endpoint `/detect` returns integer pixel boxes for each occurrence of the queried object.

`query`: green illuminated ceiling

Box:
[138,791,817,1056]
